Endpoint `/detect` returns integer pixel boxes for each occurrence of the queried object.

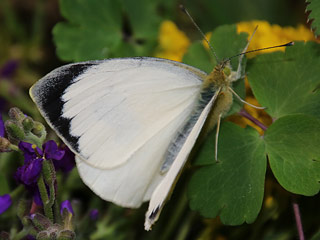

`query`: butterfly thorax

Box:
[200,61,234,135]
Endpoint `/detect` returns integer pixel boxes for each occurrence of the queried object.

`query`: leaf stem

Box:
[293,200,305,240]
[239,109,268,131]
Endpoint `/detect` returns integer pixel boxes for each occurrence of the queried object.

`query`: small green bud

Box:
[37,224,62,240]
[36,231,51,240]
[30,213,52,231]
[32,121,46,138]
[22,116,34,133]
[5,120,25,141]
[0,137,11,152]
[57,230,76,240]
[8,107,25,122]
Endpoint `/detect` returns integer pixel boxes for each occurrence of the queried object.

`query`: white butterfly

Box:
[30,38,251,230]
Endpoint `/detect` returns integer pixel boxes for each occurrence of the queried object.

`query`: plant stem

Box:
[160,191,188,240]
[37,175,54,222]
[239,109,267,131]
[293,201,305,240]
[10,185,24,200]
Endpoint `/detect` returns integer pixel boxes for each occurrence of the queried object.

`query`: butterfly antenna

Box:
[179,5,219,62]
[228,41,294,61]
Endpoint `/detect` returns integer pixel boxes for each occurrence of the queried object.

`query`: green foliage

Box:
[189,122,266,225]
[53,0,165,62]
[247,42,320,119]
[306,0,320,37]
[188,41,320,225]
[53,0,123,61]
[265,114,320,195]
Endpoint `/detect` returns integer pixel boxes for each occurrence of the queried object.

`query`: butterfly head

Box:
[202,59,232,91]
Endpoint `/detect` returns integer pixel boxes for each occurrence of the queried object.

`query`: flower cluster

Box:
[237,20,317,57]
[15,140,75,205]
[0,107,77,238]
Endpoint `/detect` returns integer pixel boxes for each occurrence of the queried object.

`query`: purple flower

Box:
[0,60,19,78]
[43,140,65,161]
[15,158,43,186]
[18,141,43,164]
[0,114,4,137]
[15,141,67,186]
[89,209,99,220]
[15,142,44,186]
[43,140,76,172]
[0,194,12,214]
[52,145,75,172]
[60,200,74,216]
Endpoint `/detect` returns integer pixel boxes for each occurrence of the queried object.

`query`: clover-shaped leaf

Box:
[247,41,320,119]
[264,114,320,195]
[189,122,266,225]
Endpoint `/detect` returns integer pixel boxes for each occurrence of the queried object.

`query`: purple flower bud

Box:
[89,209,99,221]
[25,235,36,240]
[0,194,12,214]
[60,200,74,216]
[0,114,4,137]
[0,60,19,78]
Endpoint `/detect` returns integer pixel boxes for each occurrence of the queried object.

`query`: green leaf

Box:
[264,114,320,196]
[188,122,266,225]
[183,24,248,115]
[53,0,123,61]
[247,41,320,119]
[183,42,212,73]
[306,0,320,37]
[121,0,160,39]
[53,0,164,62]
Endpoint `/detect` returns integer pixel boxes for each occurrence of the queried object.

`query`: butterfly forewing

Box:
[30,57,207,207]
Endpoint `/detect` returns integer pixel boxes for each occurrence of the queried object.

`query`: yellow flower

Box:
[237,20,317,57]
[232,21,317,134]
[155,20,190,62]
